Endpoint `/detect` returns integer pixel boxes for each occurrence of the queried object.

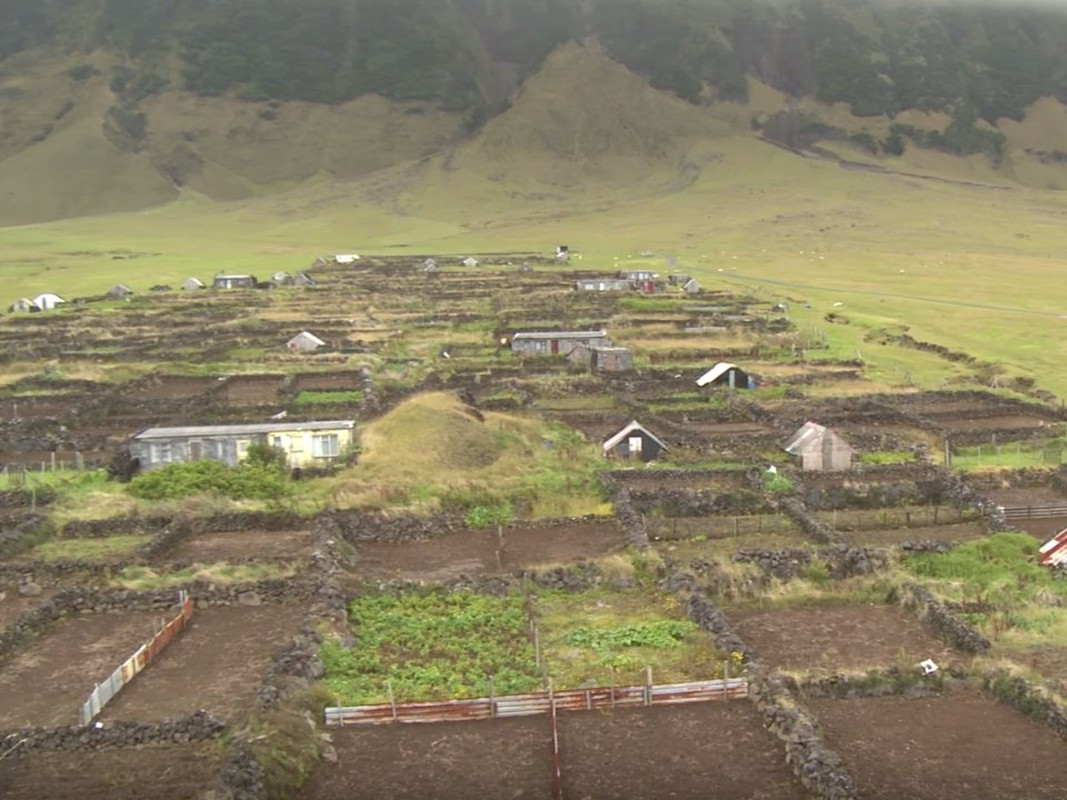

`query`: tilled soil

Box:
[100,604,305,723]
[808,693,1067,799]
[302,703,807,800]
[0,744,220,800]
[727,604,958,673]
[351,522,628,581]
[0,611,166,728]
[164,529,312,563]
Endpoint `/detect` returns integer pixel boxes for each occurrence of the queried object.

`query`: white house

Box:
[287,331,326,353]
[462,256,479,268]
[32,293,65,310]
[334,254,359,264]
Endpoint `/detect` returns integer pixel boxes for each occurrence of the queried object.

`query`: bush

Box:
[128,458,289,501]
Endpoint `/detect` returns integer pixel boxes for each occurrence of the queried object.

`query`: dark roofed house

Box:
[602,421,668,463]
[212,274,258,290]
[511,330,610,357]
[783,422,853,471]
[696,362,752,390]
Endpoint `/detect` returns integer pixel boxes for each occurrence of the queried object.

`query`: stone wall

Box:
[0,711,226,756]
[897,583,992,654]
[982,670,1067,740]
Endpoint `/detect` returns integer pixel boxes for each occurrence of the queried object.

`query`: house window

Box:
[312,434,340,458]
[150,442,172,464]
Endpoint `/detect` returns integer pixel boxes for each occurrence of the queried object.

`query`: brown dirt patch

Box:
[1010,515,1067,540]
[0,584,53,630]
[0,611,166,728]
[610,473,751,492]
[137,376,216,401]
[217,375,286,405]
[352,522,627,581]
[982,487,1067,506]
[101,604,305,723]
[558,702,806,800]
[165,529,311,563]
[0,744,220,800]
[808,693,1067,799]
[838,522,988,547]
[303,703,806,800]
[0,397,76,421]
[728,604,958,673]
[290,371,365,392]
[647,514,795,541]
[302,717,551,800]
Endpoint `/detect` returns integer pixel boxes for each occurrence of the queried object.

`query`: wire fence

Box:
[79,591,194,726]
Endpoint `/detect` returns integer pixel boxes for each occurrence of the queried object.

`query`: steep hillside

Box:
[1,0,1067,224]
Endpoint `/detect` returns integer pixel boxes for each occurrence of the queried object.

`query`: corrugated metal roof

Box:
[133,420,355,439]
[289,331,326,346]
[602,420,669,454]
[512,330,607,341]
[696,362,739,387]
[1039,530,1067,566]
[783,421,851,455]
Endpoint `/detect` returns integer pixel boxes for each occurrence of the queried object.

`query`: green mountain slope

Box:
[1,0,1067,224]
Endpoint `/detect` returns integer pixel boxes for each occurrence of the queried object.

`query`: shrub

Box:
[128,458,289,501]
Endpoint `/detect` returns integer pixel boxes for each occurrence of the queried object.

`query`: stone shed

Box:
[783,421,853,471]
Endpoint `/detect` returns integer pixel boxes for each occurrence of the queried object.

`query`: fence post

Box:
[610,667,616,709]
[645,666,652,707]
[388,679,397,721]
[723,661,730,704]
[488,676,495,719]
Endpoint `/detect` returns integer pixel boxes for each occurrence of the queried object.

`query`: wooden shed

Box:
[783,422,853,471]
[602,421,669,463]
[511,330,610,357]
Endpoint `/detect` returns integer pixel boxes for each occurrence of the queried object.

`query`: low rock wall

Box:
[0,711,226,756]
[982,670,1067,740]
[898,583,992,654]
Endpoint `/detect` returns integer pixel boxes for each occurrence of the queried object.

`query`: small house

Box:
[510,330,610,357]
[8,298,39,313]
[129,420,357,470]
[32,293,65,310]
[271,271,291,286]
[181,277,205,291]
[106,284,134,299]
[681,278,702,294]
[334,254,359,264]
[292,272,316,287]
[569,344,633,372]
[619,269,657,282]
[462,256,479,268]
[783,422,853,471]
[575,278,632,292]
[556,245,570,262]
[287,331,326,353]
[212,274,257,290]
[1039,529,1067,567]
[602,420,668,463]
[668,274,691,286]
[422,258,438,272]
[697,362,752,390]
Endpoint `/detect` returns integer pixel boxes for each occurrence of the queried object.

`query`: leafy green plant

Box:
[563,620,696,651]
[128,458,289,501]
[463,502,512,529]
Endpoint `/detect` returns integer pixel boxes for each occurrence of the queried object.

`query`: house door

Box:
[628,436,643,458]
[189,441,202,461]
[550,340,559,355]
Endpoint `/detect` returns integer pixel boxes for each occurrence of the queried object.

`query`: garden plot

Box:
[289,371,366,392]
[0,610,166,729]
[837,521,988,547]
[301,716,551,800]
[808,693,1067,800]
[646,512,796,543]
[654,526,806,560]
[727,604,957,673]
[557,703,808,800]
[610,470,754,494]
[100,604,305,723]
[135,375,216,401]
[215,375,287,405]
[0,395,78,421]
[351,521,627,582]
[535,586,730,689]
[0,583,53,629]
[163,529,312,563]
[0,743,220,800]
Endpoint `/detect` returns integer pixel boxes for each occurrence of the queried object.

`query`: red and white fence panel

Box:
[324,677,748,727]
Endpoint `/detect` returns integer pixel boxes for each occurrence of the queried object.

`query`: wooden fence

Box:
[324,677,749,727]
[1000,504,1067,521]
[79,591,194,726]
